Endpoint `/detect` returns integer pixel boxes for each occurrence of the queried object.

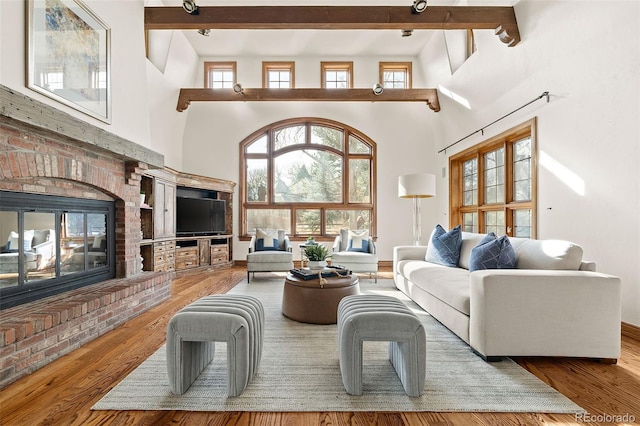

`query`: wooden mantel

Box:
[145,6,520,47]
[176,88,440,112]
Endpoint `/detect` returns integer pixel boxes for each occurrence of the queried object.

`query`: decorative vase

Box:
[307,260,327,270]
[140,193,146,205]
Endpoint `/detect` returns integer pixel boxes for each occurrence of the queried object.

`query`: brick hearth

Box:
[0,271,172,388]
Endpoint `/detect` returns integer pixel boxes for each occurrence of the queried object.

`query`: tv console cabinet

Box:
[174,235,232,272]
[139,168,235,274]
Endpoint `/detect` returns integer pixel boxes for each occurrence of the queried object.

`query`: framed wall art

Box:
[26,0,111,123]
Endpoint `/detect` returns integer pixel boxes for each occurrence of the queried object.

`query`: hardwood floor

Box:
[1,266,639,426]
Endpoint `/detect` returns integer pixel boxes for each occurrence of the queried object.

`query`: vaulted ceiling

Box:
[143,1,520,110]
[145,0,520,56]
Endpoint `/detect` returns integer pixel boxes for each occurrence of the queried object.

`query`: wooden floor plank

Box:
[1,266,639,426]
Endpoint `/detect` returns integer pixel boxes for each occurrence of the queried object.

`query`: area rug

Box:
[92,277,584,413]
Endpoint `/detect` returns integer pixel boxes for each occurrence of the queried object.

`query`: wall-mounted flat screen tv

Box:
[176,197,226,236]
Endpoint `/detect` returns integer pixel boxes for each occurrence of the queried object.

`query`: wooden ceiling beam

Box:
[145,6,520,46]
[177,88,441,112]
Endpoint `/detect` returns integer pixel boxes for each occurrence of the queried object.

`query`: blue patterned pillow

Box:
[425,225,462,267]
[469,234,516,272]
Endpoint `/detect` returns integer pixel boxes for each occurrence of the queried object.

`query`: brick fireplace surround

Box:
[0,100,173,388]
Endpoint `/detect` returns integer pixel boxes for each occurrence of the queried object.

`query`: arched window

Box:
[240,118,376,239]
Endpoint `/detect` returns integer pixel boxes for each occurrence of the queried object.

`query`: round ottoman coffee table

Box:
[282,273,360,324]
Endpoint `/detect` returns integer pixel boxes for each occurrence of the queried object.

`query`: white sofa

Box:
[393,232,622,362]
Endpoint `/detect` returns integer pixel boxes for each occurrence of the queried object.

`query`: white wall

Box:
[0,0,152,149]
[420,0,640,326]
[146,30,201,170]
[180,74,440,266]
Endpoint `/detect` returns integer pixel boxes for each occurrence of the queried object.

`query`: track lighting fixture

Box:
[401,29,413,37]
[372,83,384,95]
[411,0,428,14]
[182,0,199,15]
[197,29,210,36]
[233,83,244,95]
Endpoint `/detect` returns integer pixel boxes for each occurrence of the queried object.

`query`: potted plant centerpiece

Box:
[304,244,329,270]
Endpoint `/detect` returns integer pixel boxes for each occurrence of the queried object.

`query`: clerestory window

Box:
[449,119,537,238]
[321,62,353,89]
[240,118,376,239]
[204,61,237,88]
[263,61,295,88]
[379,62,412,89]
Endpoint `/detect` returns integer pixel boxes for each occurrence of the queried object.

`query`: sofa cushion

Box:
[331,251,378,264]
[425,225,462,267]
[247,251,292,263]
[469,233,516,272]
[397,260,470,315]
[459,232,489,270]
[509,238,584,270]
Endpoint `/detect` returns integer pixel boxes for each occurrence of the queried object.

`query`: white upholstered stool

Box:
[166,294,264,396]
[337,294,426,397]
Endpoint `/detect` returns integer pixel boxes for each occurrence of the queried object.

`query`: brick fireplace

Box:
[0,87,173,389]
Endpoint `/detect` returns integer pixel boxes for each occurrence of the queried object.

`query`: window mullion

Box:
[505,141,514,204]
[477,153,485,210]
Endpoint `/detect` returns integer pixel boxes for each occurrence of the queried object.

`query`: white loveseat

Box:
[393,232,622,362]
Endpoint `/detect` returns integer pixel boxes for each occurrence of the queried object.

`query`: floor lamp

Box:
[398,173,436,246]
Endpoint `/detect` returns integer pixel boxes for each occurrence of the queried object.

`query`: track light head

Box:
[411,0,428,14]
[197,29,210,37]
[401,29,413,37]
[182,0,199,15]
[233,83,244,95]
[372,83,384,95]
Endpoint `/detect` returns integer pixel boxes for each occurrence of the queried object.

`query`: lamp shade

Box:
[398,173,436,198]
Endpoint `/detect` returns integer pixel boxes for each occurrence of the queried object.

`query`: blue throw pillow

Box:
[347,236,369,253]
[425,225,462,267]
[256,238,279,251]
[469,234,516,272]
